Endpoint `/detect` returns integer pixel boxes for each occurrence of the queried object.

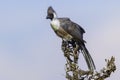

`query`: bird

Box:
[46,6,96,71]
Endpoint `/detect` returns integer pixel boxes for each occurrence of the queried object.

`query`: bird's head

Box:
[46,6,57,20]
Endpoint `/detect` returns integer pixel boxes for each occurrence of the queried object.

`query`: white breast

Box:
[50,19,60,31]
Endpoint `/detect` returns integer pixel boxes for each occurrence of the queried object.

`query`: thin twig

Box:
[61,40,116,80]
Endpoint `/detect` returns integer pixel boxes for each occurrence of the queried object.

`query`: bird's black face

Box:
[46,6,55,20]
[46,13,54,20]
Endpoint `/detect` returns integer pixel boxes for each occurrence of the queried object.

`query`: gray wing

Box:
[58,18,85,43]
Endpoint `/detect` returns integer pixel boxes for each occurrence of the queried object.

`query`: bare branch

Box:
[61,40,116,80]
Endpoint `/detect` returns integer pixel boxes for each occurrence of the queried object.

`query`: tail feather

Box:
[80,44,96,71]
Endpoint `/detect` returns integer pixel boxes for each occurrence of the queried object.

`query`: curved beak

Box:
[46,15,50,19]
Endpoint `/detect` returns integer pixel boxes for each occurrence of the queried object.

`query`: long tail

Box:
[80,44,96,71]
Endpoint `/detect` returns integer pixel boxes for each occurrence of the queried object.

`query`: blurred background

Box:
[0,0,119,80]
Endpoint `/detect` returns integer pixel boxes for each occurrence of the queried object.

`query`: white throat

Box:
[50,18,60,31]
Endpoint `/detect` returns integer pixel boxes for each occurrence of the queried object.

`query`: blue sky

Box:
[0,0,120,80]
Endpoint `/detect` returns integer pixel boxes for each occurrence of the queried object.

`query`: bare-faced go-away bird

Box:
[46,6,96,71]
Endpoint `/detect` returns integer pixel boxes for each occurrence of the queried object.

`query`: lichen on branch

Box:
[61,40,116,80]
